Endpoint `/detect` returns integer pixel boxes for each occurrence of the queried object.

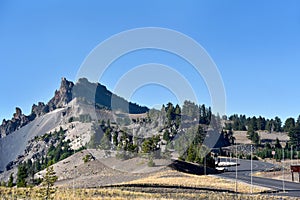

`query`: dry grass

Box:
[119,169,268,193]
[0,188,288,200]
[234,131,289,145]
[0,186,295,200]
[0,169,295,199]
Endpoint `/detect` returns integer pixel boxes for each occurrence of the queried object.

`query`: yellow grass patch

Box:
[0,186,295,200]
[119,169,268,193]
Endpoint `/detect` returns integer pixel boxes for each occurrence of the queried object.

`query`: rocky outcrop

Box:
[31,102,49,118]
[47,77,74,111]
[72,78,149,114]
[31,78,74,116]
[0,77,148,138]
[0,78,76,138]
[0,107,32,138]
[13,107,22,120]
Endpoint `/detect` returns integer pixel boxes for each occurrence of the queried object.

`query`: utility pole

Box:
[296,146,299,165]
[251,144,253,194]
[235,145,238,193]
[291,145,293,164]
[282,148,285,192]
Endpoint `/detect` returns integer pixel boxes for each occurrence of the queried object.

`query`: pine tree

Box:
[274,137,282,149]
[100,128,111,150]
[166,102,174,125]
[247,128,260,146]
[186,145,196,162]
[42,166,58,200]
[7,173,13,187]
[274,116,282,132]
[289,125,300,150]
[296,115,300,127]
[163,130,170,142]
[174,104,181,128]
[284,117,295,132]
[199,104,207,124]
[16,164,27,187]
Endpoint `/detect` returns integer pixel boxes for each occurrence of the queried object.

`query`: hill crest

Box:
[0,77,149,138]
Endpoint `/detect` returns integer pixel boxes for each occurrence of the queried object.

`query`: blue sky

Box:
[0,0,300,122]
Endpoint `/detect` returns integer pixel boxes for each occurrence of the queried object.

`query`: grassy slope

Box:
[1,169,296,199]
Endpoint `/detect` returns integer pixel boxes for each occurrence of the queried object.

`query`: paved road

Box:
[217,157,300,197]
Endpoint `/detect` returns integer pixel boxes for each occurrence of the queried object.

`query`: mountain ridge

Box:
[0,77,149,138]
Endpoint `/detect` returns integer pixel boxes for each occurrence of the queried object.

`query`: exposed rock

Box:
[0,78,74,138]
[47,77,74,111]
[0,77,148,138]
[0,107,31,138]
[31,102,49,117]
[13,107,22,120]
[72,77,149,114]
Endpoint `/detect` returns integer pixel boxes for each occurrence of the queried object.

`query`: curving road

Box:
[216,157,300,197]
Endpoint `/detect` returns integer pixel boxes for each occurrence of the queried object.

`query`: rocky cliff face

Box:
[31,102,49,118]
[47,77,74,111]
[0,108,32,138]
[0,78,74,138]
[0,77,148,138]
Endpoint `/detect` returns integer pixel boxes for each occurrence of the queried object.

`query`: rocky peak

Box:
[60,77,73,93]
[31,102,49,118]
[13,107,22,120]
[0,77,148,138]
[0,107,31,138]
[47,77,74,111]
[0,78,75,138]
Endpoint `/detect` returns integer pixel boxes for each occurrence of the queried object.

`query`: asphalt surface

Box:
[217,157,300,197]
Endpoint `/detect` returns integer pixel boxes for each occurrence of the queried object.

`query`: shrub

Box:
[83,154,92,163]
[253,155,259,160]
[147,158,155,167]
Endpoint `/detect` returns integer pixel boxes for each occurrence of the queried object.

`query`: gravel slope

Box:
[0,108,67,171]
